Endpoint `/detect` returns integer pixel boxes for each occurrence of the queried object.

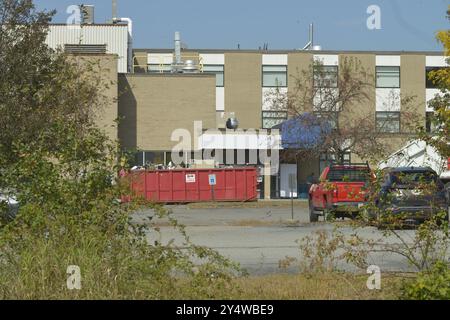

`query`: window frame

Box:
[262,65,288,88]
[313,65,339,88]
[202,64,225,87]
[134,151,176,167]
[426,111,439,134]
[376,66,401,89]
[425,67,448,89]
[319,152,351,174]
[376,111,401,133]
[262,111,288,129]
[314,111,340,130]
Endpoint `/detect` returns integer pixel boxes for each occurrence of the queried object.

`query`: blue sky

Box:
[35,0,449,51]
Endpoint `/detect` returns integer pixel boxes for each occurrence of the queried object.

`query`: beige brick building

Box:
[126,49,447,198]
[46,25,447,199]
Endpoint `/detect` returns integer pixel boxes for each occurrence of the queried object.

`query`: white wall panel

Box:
[313,88,339,111]
[376,88,401,111]
[216,87,225,111]
[148,53,173,65]
[426,56,448,67]
[376,55,401,66]
[262,54,288,65]
[46,25,129,73]
[313,54,338,66]
[200,53,225,65]
[262,88,288,111]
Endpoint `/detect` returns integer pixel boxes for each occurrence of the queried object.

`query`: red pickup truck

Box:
[308,163,373,222]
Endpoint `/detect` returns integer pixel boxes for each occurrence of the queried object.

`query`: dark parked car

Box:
[370,167,449,226]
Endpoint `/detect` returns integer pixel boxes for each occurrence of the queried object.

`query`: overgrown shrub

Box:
[0,123,241,299]
[402,262,450,300]
[0,0,241,299]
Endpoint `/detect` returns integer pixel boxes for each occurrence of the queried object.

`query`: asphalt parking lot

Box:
[133,202,447,275]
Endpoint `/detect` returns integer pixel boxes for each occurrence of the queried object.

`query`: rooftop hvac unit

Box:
[80,5,95,24]
[182,60,199,73]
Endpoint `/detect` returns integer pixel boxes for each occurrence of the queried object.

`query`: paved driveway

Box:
[133,204,448,275]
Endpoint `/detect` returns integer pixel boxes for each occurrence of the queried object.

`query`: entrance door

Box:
[280,164,297,198]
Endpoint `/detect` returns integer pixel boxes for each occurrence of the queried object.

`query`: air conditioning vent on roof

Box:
[64,44,107,54]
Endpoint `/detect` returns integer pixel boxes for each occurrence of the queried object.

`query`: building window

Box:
[315,112,339,130]
[262,111,288,129]
[148,64,172,73]
[314,66,338,88]
[426,112,438,133]
[133,151,169,167]
[376,66,400,88]
[426,67,448,89]
[203,65,224,87]
[320,152,351,173]
[262,65,287,87]
[376,111,400,133]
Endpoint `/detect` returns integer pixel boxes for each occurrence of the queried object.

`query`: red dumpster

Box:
[128,167,258,203]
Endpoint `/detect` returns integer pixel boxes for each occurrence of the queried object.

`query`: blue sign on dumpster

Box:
[209,174,217,186]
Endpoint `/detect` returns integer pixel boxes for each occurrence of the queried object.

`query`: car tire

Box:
[309,201,319,223]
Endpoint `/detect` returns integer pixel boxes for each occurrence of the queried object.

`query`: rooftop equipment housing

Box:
[171,32,200,73]
[80,5,95,24]
[64,44,107,54]
[111,0,133,73]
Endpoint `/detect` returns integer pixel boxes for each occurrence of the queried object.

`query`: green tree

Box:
[0,0,239,299]
[267,57,419,164]
[419,6,450,158]
[0,0,108,166]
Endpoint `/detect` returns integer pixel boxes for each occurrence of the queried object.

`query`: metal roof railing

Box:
[133,53,204,74]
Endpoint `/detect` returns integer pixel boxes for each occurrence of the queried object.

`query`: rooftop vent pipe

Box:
[112,0,117,21]
[175,32,182,65]
[302,23,321,51]
[172,31,184,73]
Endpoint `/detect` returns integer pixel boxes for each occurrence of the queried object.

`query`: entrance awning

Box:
[274,113,331,150]
[198,129,282,150]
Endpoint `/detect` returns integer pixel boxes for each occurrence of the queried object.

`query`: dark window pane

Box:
[262,111,288,129]
[426,112,439,133]
[389,171,438,186]
[376,66,400,88]
[263,66,287,87]
[144,152,165,165]
[376,112,400,133]
[314,66,338,88]
[203,65,224,87]
[425,67,448,89]
[134,152,144,166]
[327,169,370,182]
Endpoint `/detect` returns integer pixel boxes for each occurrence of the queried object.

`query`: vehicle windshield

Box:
[327,169,370,182]
[389,171,437,187]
